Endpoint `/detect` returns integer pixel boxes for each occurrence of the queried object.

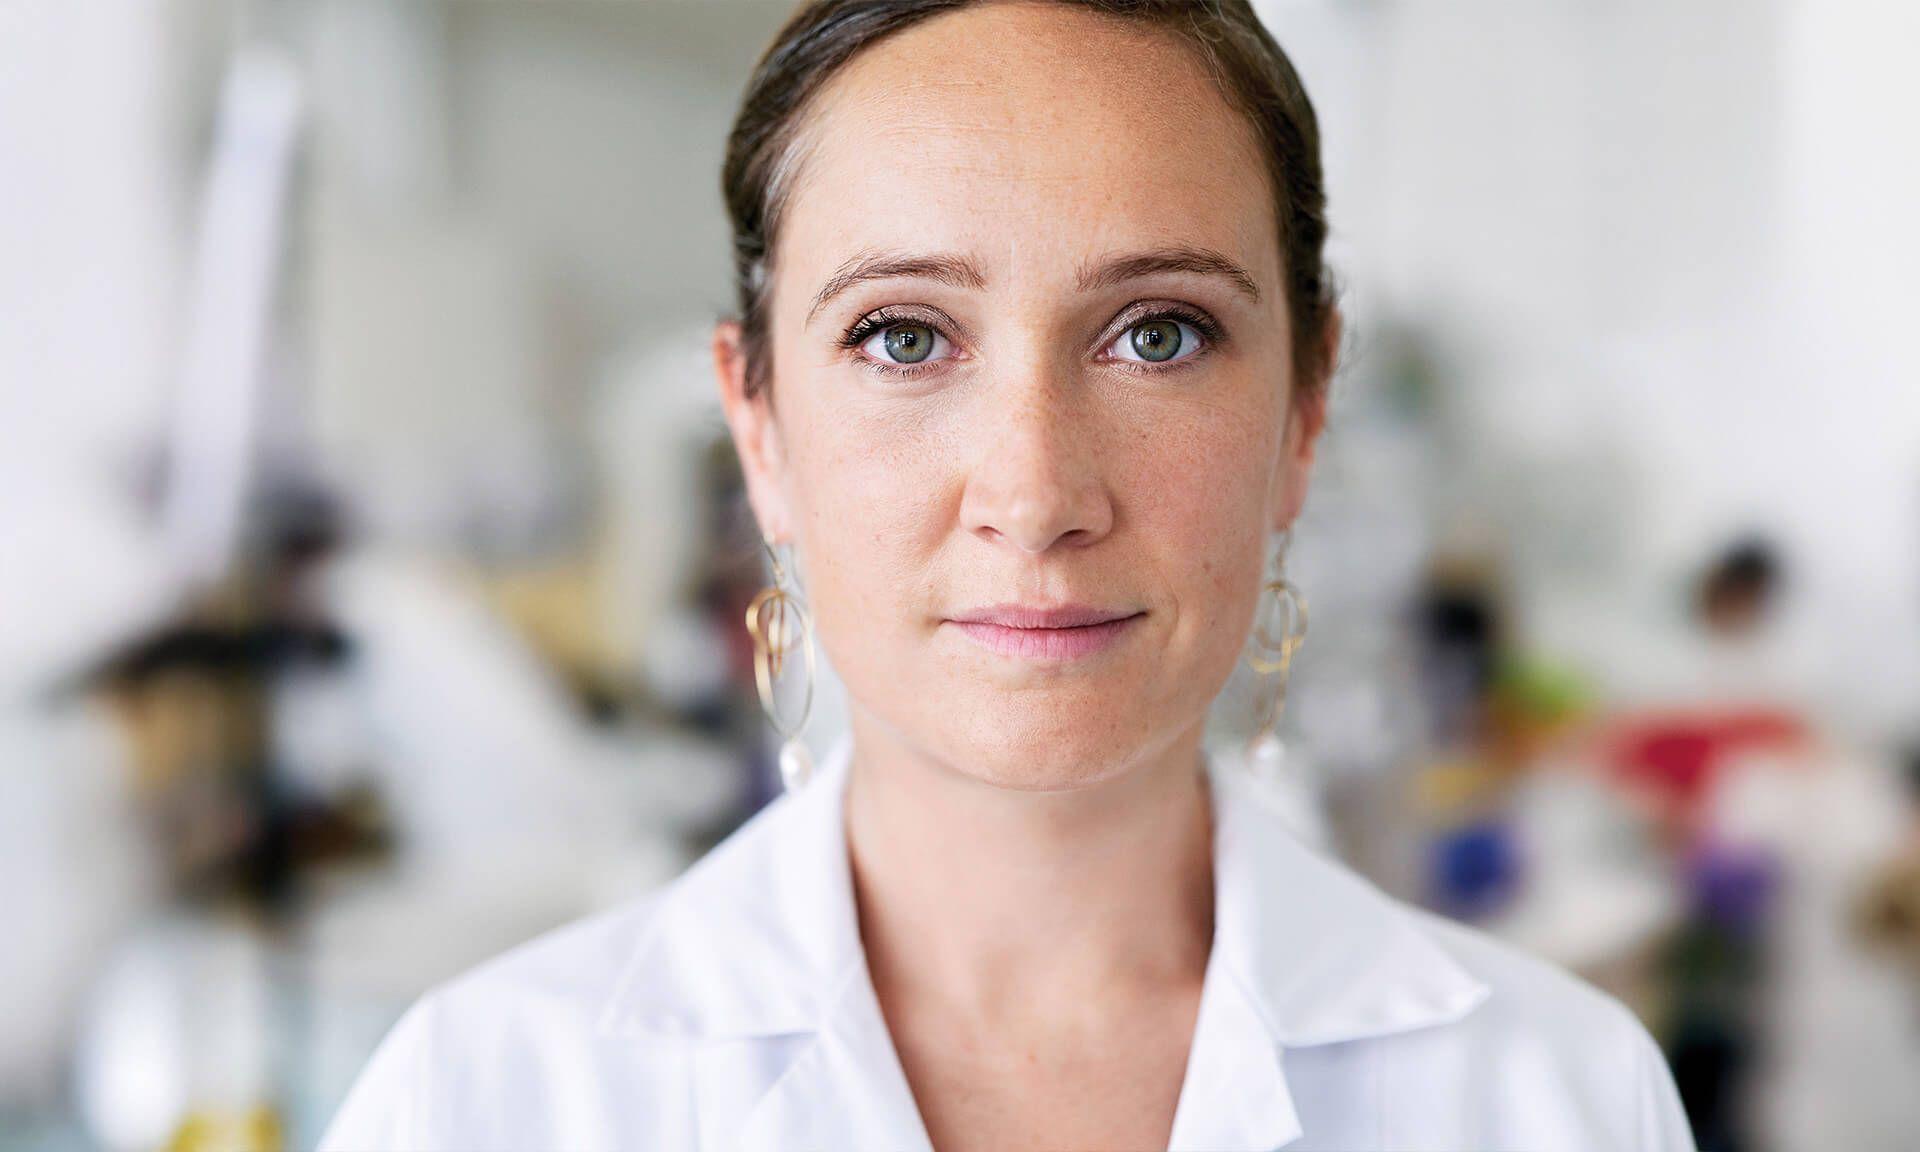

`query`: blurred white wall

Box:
[1777,0,1920,739]
[1260,0,1920,742]
[300,1,783,565]
[0,0,186,691]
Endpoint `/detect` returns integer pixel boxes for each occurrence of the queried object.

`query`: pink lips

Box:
[946,603,1144,662]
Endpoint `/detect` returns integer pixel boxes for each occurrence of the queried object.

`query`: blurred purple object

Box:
[1685,840,1780,934]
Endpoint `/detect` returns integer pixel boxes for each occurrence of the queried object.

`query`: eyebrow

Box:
[806,251,989,326]
[804,244,1261,326]
[1075,246,1262,305]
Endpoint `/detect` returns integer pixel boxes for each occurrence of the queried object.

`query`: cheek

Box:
[1120,397,1276,635]
[780,391,953,651]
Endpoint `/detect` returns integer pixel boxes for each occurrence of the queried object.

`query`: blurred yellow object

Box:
[1855,844,1920,981]
[1413,755,1503,819]
[164,1107,283,1152]
[473,555,623,687]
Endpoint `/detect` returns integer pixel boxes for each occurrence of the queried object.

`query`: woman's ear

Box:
[713,319,792,542]
[1268,312,1341,532]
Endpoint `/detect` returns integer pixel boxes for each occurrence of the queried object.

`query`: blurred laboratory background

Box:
[3,1,1918,1150]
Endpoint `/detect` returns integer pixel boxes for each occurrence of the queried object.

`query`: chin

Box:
[943,711,1142,793]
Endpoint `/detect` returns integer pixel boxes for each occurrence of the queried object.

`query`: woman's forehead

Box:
[776,3,1282,306]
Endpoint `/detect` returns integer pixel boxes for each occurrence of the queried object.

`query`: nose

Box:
[958,372,1115,555]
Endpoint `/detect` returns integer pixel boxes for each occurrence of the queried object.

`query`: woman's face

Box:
[717,1,1328,790]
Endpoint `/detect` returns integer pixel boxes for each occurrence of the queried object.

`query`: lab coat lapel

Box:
[735,956,935,1152]
[719,735,933,1151]
[596,735,862,1042]
[1206,759,1491,1047]
[599,733,934,1150]
[1161,753,1492,1150]
[1164,946,1303,1151]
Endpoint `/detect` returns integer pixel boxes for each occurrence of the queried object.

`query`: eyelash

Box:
[835,304,1226,380]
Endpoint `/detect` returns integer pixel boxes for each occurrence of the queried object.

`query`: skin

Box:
[713,3,1335,1147]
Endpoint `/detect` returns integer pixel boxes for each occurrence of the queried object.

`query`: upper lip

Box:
[947,603,1142,629]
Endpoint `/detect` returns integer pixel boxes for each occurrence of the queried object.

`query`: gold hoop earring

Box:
[745,536,817,792]
[1244,528,1308,779]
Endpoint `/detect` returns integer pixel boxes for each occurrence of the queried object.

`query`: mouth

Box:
[944,603,1146,662]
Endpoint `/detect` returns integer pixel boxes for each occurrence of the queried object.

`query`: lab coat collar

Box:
[598,733,1489,1149]
[1205,756,1493,1047]
[598,733,863,1041]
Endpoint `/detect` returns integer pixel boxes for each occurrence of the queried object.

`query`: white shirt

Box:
[320,735,1697,1151]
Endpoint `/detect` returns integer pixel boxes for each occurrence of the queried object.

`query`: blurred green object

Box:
[1492,653,1596,727]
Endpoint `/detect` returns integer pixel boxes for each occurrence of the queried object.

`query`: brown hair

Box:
[721,0,1337,402]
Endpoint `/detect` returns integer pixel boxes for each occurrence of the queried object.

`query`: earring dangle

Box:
[1244,528,1309,781]
[745,537,817,793]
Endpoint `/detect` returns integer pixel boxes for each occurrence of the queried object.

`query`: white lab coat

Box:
[320,735,1697,1151]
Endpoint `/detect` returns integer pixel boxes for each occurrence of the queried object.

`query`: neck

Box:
[841,710,1216,1029]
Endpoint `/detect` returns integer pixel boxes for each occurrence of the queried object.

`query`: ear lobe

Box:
[1267,325,1338,532]
[1268,408,1315,532]
[712,319,790,541]
[1289,312,1340,465]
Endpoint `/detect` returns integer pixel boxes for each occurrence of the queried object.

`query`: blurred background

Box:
[3,2,1918,1150]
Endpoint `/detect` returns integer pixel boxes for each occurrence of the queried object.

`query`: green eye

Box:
[1130,320,1183,362]
[884,324,936,364]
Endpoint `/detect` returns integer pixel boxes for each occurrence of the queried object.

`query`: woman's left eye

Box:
[1105,318,1206,365]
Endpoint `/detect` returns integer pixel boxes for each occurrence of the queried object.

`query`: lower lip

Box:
[948,614,1143,662]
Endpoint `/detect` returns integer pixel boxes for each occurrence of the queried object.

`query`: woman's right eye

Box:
[859,322,952,368]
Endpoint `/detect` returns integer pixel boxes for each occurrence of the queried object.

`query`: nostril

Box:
[959,454,1115,553]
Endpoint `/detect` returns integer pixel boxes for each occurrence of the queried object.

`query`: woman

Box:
[321,2,1697,1148]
